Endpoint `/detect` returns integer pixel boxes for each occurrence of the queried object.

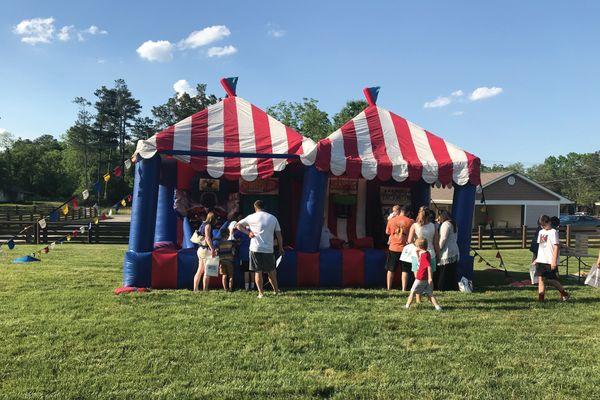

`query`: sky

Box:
[1,0,599,166]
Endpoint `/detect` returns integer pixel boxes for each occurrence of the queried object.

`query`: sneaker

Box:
[257,293,264,299]
[434,305,443,311]
[560,293,571,302]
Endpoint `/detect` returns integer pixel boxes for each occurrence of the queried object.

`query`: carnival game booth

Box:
[280,87,481,288]
[122,78,318,289]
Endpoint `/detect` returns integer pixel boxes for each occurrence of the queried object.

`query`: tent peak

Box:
[220,77,238,97]
[363,86,380,106]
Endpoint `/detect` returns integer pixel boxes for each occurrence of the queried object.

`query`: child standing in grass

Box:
[405,238,442,311]
[534,215,570,302]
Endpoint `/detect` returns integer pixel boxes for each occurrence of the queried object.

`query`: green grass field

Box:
[1,245,599,399]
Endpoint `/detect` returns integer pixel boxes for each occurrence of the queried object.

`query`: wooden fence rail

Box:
[472,225,600,250]
[0,206,98,222]
[2,221,599,249]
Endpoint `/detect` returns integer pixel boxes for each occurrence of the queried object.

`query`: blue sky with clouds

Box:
[1,0,599,165]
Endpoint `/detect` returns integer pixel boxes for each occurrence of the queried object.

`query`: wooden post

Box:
[521,225,527,249]
[43,227,48,244]
[478,225,483,249]
[34,222,40,245]
[566,225,571,247]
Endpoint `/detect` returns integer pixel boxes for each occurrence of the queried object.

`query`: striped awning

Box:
[135,81,317,181]
[315,94,480,186]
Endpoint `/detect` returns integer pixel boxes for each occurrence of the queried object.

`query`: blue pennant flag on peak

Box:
[220,77,238,97]
[93,181,101,194]
[363,86,380,106]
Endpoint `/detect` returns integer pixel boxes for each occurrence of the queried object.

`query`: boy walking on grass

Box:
[534,215,570,302]
[405,238,442,311]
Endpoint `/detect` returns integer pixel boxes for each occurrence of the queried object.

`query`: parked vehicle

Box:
[559,214,600,227]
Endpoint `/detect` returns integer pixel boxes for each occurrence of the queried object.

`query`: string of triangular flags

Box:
[0,156,135,253]
[478,185,508,276]
[21,192,133,260]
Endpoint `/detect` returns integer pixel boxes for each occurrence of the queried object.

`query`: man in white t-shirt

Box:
[534,215,570,302]
[236,200,283,298]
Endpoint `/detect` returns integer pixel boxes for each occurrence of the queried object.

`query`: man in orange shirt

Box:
[385,205,414,291]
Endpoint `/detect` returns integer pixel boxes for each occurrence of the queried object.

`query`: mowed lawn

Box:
[1,245,599,399]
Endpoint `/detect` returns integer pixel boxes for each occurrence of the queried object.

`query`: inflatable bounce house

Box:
[121,78,480,290]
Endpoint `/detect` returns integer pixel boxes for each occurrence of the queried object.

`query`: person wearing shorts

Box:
[534,215,570,302]
[219,239,235,291]
[385,205,414,291]
[236,200,284,298]
[405,238,442,311]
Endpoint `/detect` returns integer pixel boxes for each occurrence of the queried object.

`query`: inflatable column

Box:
[452,183,476,281]
[154,158,177,246]
[181,217,195,249]
[122,154,161,287]
[295,165,328,252]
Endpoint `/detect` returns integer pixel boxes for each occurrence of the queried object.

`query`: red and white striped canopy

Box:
[315,104,481,186]
[135,96,317,181]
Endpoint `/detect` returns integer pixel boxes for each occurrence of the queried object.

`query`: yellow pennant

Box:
[94,217,99,225]
[103,173,111,182]
[121,199,126,207]
[62,204,69,215]
[66,235,72,242]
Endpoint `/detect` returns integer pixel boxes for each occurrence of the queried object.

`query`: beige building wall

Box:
[473,205,522,228]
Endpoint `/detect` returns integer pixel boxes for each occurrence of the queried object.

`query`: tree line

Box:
[0,79,597,208]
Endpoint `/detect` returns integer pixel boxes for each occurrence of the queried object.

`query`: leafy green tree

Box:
[267,98,332,141]
[131,117,157,141]
[481,162,526,174]
[332,100,368,130]
[151,83,219,129]
[65,97,94,188]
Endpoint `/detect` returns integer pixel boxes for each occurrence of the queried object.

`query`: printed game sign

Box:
[239,178,279,195]
[329,178,358,195]
[380,186,411,205]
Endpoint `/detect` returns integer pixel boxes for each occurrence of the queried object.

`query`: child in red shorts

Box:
[405,238,442,311]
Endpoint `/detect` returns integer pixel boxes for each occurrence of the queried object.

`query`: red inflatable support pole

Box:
[296,252,320,287]
[151,248,178,289]
[342,249,365,287]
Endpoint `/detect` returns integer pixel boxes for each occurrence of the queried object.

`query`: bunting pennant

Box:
[103,173,111,182]
[88,222,93,230]
[93,181,101,193]
[43,247,49,254]
[108,209,113,216]
[93,217,99,224]
[72,229,78,238]
[49,211,58,222]
[72,198,79,209]
[7,239,15,250]
[50,242,56,249]
[127,195,132,202]
[120,199,126,207]
[101,213,107,221]
[62,204,69,216]
[113,166,122,177]
[480,206,487,213]
[38,219,47,229]
[79,226,86,234]
[124,159,132,170]
[66,235,72,242]
[82,189,90,200]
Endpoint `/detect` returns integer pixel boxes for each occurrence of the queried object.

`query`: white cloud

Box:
[469,86,503,101]
[173,79,194,97]
[85,25,108,35]
[268,29,285,38]
[136,40,174,62]
[451,90,464,97]
[207,45,237,58]
[97,58,107,64]
[0,128,7,134]
[57,25,74,41]
[178,25,230,49]
[13,17,55,45]
[452,111,465,116]
[424,96,451,109]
